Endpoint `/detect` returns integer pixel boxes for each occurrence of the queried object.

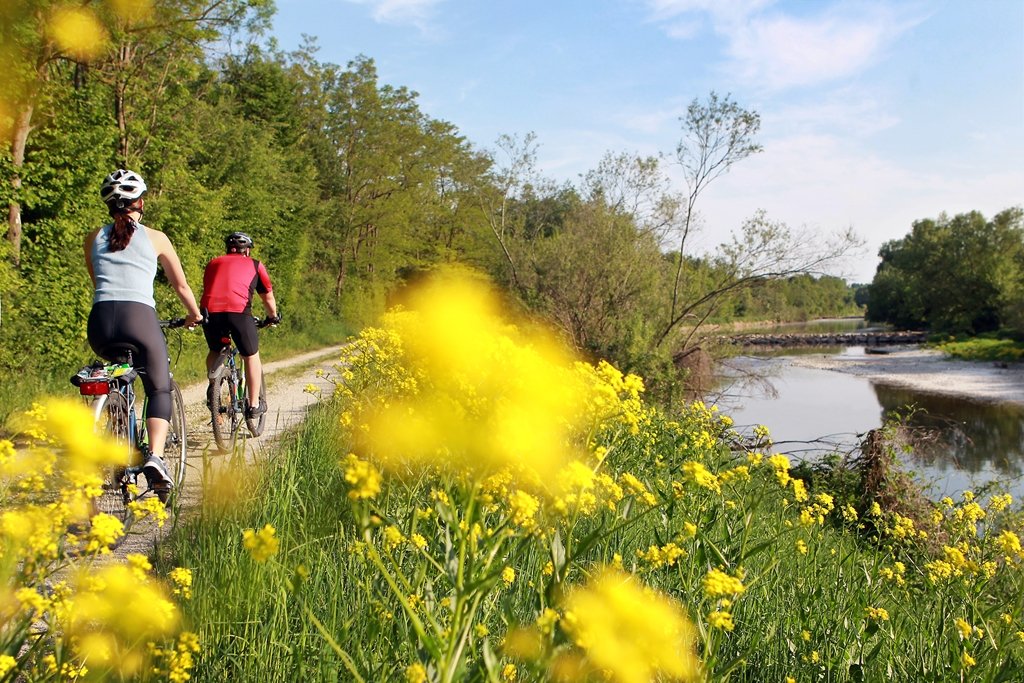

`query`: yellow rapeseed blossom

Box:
[502,567,516,587]
[405,662,427,683]
[170,568,193,600]
[707,609,734,631]
[0,655,15,678]
[559,568,700,683]
[502,663,518,681]
[637,543,687,569]
[49,7,108,60]
[703,568,746,598]
[961,650,976,668]
[84,513,124,554]
[681,460,721,493]
[795,539,808,555]
[954,618,974,640]
[508,489,540,532]
[865,607,889,621]
[383,525,405,550]
[242,524,279,562]
[343,454,382,500]
[996,530,1023,561]
[990,493,1013,512]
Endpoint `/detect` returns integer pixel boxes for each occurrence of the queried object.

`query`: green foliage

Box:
[867,208,1024,334]
[934,337,1024,362]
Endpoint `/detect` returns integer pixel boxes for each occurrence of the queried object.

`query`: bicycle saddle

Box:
[98,343,140,366]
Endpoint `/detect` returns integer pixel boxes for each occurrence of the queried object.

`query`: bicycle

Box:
[72,318,189,523]
[207,315,277,452]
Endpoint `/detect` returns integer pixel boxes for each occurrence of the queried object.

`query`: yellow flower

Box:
[170,568,193,600]
[0,655,16,678]
[801,630,811,642]
[865,607,889,621]
[502,567,516,587]
[343,454,382,500]
[85,513,125,554]
[508,490,540,531]
[242,524,280,562]
[383,525,405,550]
[703,568,746,598]
[410,533,427,550]
[49,7,108,60]
[795,539,808,555]
[708,609,734,631]
[681,461,721,493]
[405,663,427,683]
[501,663,518,681]
[954,617,973,640]
[559,568,700,683]
[961,650,976,668]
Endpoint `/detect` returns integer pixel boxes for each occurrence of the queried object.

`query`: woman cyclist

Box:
[84,169,203,493]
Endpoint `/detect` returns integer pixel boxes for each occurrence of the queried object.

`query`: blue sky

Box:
[271,0,1023,283]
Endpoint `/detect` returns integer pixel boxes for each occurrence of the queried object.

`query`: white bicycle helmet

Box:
[100,169,147,209]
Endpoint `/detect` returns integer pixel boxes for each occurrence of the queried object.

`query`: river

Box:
[711,322,1024,500]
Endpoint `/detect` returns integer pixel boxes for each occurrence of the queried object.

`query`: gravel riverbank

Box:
[789,347,1024,405]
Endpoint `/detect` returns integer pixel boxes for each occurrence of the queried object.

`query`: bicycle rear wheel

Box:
[210,372,240,452]
[245,369,267,437]
[162,380,188,492]
[95,391,136,523]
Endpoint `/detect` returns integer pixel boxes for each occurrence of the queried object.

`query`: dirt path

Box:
[115,345,342,557]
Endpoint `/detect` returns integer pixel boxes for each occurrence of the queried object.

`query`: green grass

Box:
[161,400,1024,682]
[933,337,1024,363]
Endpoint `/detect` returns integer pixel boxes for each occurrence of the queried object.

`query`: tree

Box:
[868,208,1024,334]
[664,92,762,343]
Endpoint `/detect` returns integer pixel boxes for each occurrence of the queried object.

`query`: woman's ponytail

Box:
[107,200,141,252]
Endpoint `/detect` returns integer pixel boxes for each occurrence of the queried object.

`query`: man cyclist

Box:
[200,232,279,419]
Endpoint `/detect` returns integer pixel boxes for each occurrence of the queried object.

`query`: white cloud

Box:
[681,132,1024,281]
[346,0,445,31]
[646,1,927,92]
[726,10,901,90]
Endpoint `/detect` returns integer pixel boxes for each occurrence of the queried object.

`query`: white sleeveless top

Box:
[91,223,157,308]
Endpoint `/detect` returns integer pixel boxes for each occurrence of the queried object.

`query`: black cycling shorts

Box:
[203,311,259,357]
[87,300,173,421]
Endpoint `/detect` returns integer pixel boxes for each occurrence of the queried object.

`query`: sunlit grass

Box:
[167,268,1024,682]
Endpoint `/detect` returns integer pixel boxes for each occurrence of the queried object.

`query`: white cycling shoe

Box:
[142,453,174,495]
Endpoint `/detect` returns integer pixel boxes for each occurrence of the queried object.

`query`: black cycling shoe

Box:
[246,399,267,419]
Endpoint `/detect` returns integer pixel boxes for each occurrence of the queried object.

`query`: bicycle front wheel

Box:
[95,391,135,524]
[163,380,188,490]
[245,369,267,437]
[210,373,239,452]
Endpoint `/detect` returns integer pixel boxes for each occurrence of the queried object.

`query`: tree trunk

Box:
[6,103,34,266]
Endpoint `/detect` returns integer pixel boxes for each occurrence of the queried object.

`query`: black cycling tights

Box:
[87,300,172,421]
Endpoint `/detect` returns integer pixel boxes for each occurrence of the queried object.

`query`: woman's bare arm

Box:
[147,228,203,326]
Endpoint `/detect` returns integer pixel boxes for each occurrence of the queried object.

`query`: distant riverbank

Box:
[790,347,1024,405]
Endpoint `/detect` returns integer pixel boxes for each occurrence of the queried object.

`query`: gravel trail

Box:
[113,345,342,558]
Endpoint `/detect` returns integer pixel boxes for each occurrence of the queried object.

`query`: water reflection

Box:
[873,384,1024,479]
[714,352,1024,500]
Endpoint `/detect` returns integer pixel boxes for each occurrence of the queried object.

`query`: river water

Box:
[711,323,1024,500]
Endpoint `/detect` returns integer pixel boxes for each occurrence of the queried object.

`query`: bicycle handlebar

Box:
[161,318,189,329]
[255,314,281,329]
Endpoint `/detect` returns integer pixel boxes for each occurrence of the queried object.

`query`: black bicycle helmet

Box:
[225,232,254,252]
[100,169,147,210]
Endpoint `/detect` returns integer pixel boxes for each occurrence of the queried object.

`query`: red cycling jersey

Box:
[200,253,272,314]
